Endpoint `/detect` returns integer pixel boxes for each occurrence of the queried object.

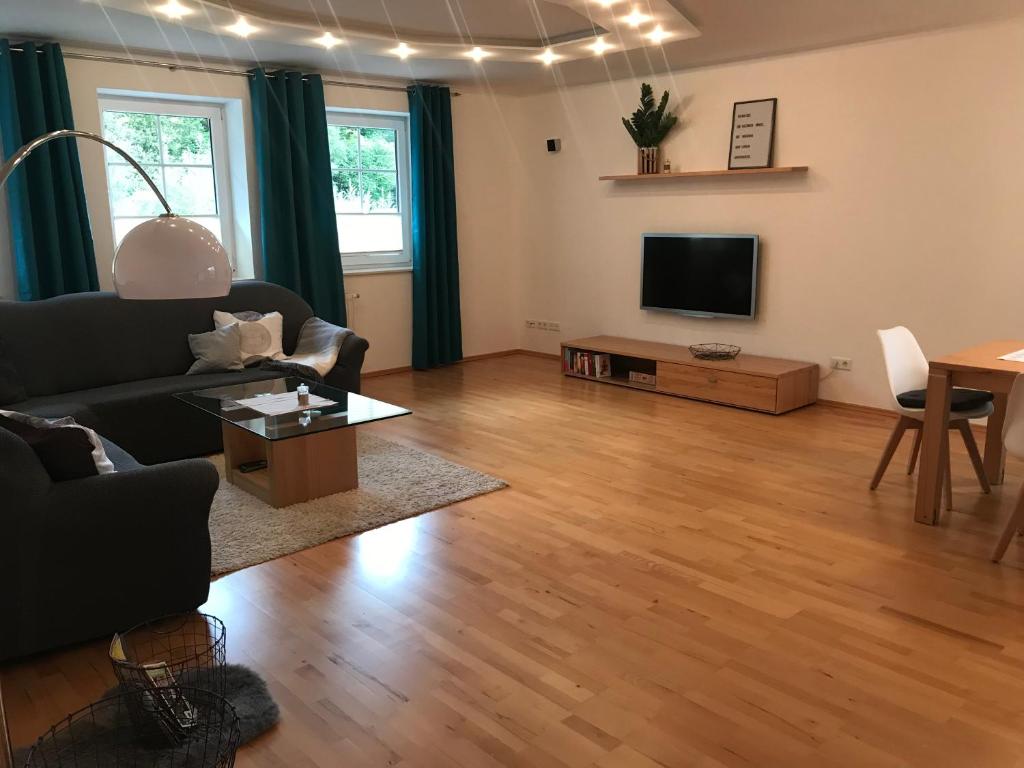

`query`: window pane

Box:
[112,216,151,245]
[108,164,165,217]
[164,167,218,216]
[332,168,361,213]
[102,111,161,164]
[328,125,359,169]
[160,115,213,164]
[359,127,397,170]
[361,172,398,213]
[338,213,403,254]
[113,215,223,247]
[186,216,224,246]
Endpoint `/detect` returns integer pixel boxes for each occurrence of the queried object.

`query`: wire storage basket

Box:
[110,613,227,741]
[689,343,741,361]
[25,687,239,768]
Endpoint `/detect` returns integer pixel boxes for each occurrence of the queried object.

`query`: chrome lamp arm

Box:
[0,128,172,215]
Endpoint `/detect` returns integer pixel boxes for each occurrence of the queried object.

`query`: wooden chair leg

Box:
[906,427,923,475]
[993,482,1024,562]
[871,416,910,490]
[957,420,991,494]
[943,429,953,511]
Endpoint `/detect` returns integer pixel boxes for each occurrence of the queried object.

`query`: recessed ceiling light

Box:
[466,46,491,62]
[391,42,416,60]
[315,31,341,49]
[622,7,652,27]
[225,16,258,38]
[588,37,614,55]
[154,0,193,19]
[646,25,671,43]
[537,48,561,66]
[593,0,623,6]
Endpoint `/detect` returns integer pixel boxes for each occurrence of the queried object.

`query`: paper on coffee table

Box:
[998,349,1024,362]
[234,392,336,416]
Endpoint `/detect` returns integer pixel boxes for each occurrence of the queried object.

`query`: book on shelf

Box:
[563,349,611,378]
[628,371,657,386]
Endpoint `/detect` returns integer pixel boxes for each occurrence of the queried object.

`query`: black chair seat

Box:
[896,387,994,412]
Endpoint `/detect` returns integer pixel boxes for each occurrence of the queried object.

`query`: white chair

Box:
[871,327,993,509]
[992,375,1024,561]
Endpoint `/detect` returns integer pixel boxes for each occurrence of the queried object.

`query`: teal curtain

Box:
[249,69,346,325]
[0,40,98,300]
[408,85,462,369]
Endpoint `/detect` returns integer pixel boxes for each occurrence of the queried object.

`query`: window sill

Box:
[343,266,413,277]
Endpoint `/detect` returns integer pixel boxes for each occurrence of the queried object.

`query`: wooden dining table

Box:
[915,340,1024,524]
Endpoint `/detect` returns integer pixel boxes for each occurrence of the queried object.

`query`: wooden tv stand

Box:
[561,335,818,414]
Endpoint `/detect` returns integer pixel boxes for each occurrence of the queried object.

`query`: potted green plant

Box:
[622,83,679,174]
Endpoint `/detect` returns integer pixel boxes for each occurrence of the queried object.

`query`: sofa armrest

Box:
[324,332,369,394]
[2,458,220,661]
[42,458,219,526]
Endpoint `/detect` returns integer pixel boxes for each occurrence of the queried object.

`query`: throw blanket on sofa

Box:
[260,317,352,381]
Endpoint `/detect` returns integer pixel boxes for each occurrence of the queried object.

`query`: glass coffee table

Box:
[176,377,410,508]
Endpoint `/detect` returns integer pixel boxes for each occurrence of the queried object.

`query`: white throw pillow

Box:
[0,409,116,474]
[213,310,284,366]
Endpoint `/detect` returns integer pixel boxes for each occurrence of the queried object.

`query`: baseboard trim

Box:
[362,348,559,378]
[817,398,897,419]
[362,363,989,435]
[362,365,414,378]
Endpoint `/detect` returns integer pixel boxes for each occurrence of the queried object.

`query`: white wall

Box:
[508,19,1024,408]
[10,19,1021,403]
[58,53,522,372]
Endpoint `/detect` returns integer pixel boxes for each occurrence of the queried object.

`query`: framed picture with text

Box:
[728,98,777,169]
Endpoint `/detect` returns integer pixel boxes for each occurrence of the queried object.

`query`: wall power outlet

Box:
[831,357,852,371]
[525,320,561,332]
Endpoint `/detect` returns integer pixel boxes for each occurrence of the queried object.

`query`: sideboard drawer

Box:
[656,362,778,412]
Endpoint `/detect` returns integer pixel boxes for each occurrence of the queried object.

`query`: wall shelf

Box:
[598,166,808,181]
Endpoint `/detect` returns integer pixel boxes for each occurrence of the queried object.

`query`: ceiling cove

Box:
[96,0,701,63]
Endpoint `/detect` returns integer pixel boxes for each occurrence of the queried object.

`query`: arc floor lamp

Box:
[0,128,231,299]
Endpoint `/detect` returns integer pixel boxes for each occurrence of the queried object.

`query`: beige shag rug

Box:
[207,433,506,575]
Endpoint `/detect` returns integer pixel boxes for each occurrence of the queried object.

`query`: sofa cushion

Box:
[0,281,315,398]
[10,369,285,465]
[188,324,244,375]
[12,369,285,417]
[99,437,142,471]
[0,338,26,405]
[0,408,122,480]
[214,310,284,365]
[0,414,99,481]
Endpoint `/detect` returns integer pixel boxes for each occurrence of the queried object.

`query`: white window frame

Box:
[326,109,412,274]
[98,95,236,269]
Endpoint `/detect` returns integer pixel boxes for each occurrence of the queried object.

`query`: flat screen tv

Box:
[641,233,759,319]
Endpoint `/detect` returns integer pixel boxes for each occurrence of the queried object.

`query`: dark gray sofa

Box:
[0,281,368,660]
[0,281,368,464]
[0,427,219,661]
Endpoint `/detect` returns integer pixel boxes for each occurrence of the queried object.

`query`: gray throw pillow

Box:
[187,324,244,375]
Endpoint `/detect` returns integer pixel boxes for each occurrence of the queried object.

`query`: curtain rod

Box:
[6,47,460,95]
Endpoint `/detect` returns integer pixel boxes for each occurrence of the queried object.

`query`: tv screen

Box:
[641,234,758,319]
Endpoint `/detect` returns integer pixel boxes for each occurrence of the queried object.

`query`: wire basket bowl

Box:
[689,343,741,361]
[110,613,227,740]
[24,687,240,768]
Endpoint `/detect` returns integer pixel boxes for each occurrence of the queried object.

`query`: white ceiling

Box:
[1,0,1022,91]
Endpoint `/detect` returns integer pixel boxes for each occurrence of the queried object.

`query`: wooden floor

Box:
[6,354,1024,767]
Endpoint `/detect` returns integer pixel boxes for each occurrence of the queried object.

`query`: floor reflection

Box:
[355,516,420,582]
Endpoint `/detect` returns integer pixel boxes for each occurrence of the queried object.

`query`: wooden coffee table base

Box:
[221,422,358,508]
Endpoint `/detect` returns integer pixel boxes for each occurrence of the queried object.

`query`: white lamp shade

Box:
[112,215,232,300]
